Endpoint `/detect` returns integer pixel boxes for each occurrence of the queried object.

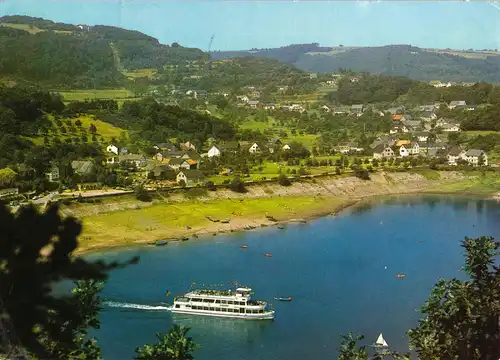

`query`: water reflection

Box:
[172,313,272,344]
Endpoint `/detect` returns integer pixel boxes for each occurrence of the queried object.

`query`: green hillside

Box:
[0,15,206,88]
[158,56,305,91]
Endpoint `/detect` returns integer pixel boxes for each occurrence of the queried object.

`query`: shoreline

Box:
[71,171,499,256]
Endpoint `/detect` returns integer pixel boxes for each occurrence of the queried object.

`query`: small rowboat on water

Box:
[264,253,272,257]
[241,244,248,249]
[274,296,292,302]
[396,273,406,278]
[155,240,168,247]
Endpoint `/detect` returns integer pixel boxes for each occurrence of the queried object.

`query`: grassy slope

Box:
[0,23,44,34]
[424,171,500,195]
[77,196,344,251]
[59,89,135,101]
[26,114,127,145]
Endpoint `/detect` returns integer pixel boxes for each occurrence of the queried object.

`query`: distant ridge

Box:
[211,43,500,83]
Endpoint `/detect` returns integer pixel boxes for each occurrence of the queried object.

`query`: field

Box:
[26,114,127,146]
[239,118,319,148]
[58,89,135,102]
[0,23,44,34]
[463,130,499,138]
[74,115,127,140]
[77,196,346,252]
[123,68,155,79]
[424,171,500,195]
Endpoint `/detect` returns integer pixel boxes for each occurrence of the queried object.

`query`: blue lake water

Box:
[87,195,500,360]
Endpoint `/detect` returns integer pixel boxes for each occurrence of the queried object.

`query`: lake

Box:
[87,195,500,359]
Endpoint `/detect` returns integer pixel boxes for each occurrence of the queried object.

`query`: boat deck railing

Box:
[247,300,266,306]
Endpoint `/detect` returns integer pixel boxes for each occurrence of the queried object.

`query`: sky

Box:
[1,0,500,51]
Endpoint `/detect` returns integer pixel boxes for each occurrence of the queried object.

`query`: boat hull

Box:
[171,308,275,320]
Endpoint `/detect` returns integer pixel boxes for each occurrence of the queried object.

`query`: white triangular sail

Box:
[375,333,389,347]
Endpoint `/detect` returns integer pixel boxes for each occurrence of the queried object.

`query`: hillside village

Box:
[1,69,497,206]
[0,16,499,206]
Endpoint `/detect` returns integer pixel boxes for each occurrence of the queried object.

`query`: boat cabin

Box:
[235,287,252,298]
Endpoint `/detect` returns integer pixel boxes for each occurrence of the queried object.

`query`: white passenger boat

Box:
[171,287,275,320]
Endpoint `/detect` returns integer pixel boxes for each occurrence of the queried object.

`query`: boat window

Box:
[203,307,208,311]
[259,309,264,314]
[209,308,214,311]
[222,308,227,312]
[240,301,245,306]
[175,305,180,309]
[215,300,220,304]
[221,300,227,304]
[239,308,244,313]
[228,301,233,305]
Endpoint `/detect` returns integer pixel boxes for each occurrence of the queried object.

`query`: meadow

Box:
[76,195,346,252]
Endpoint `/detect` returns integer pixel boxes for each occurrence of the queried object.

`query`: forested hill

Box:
[211,44,500,83]
[0,15,206,88]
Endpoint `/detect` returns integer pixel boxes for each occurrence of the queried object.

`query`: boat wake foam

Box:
[104,301,172,311]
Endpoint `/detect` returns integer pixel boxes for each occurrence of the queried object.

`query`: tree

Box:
[228,176,246,193]
[75,119,82,127]
[40,280,105,359]
[0,203,138,358]
[338,332,368,360]
[278,173,291,186]
[205,180,216,191]
[89,124,97,134]
[135,325,198,360]
[135,185,152,202]
[0,167,17,188]
[407,236,500,360]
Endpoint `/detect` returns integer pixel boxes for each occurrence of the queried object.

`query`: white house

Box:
[207,146,221,158]
[447,148,465,165]
[373,145,395,159]
[399,145,410,157]
[237,95,249,103]
[106,156,119,165]
[463,149,488,166]
[106,144,119,155]
[176,170,206,185]
[400,142,420,157]
[409,142,420,155]
[448,100,467,110]
[440,123,461,132]
[168,158,191,171]
[290,104,305,113]
[45,165,60,183]
[282,144,291,151]
[320,105,331,112]
[415,133,429,142]
[247,100,260,109]
[249,143,260,154]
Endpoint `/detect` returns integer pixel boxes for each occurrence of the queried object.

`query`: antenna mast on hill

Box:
[205,33,215,71]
